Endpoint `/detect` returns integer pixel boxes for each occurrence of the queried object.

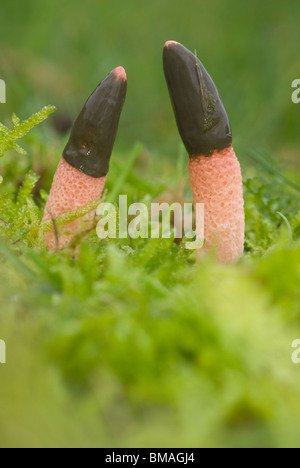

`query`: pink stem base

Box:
[42,158,106,250]
[188,145,245,264]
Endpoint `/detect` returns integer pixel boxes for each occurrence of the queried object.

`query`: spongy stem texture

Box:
[188,145,244,264]
[42,158,106,250]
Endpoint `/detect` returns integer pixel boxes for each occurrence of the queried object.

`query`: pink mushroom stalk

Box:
[42,67,127,250]
[163,41,244,264]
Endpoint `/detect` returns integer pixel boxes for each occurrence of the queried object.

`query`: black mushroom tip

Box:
[163,41,232,157]
[63,67,127,177]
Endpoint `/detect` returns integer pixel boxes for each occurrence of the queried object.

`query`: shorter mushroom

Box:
[163,41,244,264]
[42,67,127,250]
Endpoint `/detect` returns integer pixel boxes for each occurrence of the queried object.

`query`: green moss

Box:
[0,124,300,446]
[0,106,56,158]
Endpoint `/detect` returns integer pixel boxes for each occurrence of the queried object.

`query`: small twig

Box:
[11,238,22,246]
[47,209,60,251]
[0,217,14,228]
[68,220,98,249]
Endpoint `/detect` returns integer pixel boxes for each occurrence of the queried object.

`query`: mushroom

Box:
[42,67,127,250]
[163,41,244,264]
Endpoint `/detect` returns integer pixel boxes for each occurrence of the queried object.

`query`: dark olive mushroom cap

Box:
[163,41,232,157]
[63,67,127,177]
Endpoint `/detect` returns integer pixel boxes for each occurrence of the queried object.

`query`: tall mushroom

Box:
[163,41,244,264]
[42,67,127,250]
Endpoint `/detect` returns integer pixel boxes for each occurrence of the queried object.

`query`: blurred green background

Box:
[1,0,300,449]
[1,0,300,159]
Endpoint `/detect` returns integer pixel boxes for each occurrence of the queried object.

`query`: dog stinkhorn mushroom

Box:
[163,41,244,264]
[42,67,127,250]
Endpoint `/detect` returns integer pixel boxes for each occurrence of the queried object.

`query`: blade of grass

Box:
[248,149,300,193]
[0,237,36,279]
[106,143,143,204]
[276,211,293,242]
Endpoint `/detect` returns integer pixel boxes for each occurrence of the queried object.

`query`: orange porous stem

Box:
[188,145,244,264]
[42,158,106,250]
